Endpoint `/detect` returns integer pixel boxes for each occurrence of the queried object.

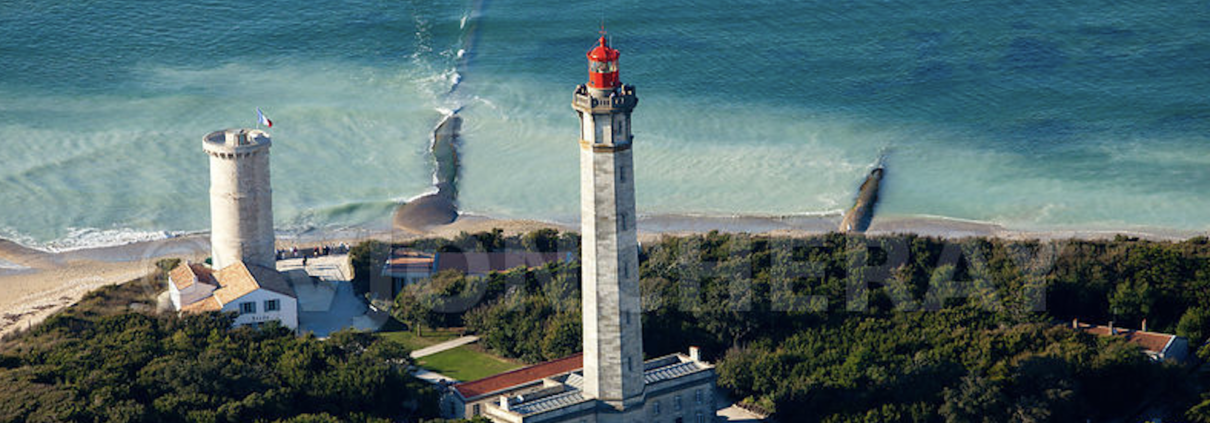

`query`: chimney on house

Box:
[1141,318,1148,332]
[1072,318,1079,329]
[689,346,702,362]
[499,396,510,411]
[1109,321,1117,335]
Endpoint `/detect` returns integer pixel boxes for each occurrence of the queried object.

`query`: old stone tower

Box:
[573,33,643,410]
[203,128,275,270]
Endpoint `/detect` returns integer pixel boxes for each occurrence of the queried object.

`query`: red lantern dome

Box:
[587,35,620,90]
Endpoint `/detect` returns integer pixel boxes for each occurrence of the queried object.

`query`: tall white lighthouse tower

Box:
[573,33,644,410]
[203,128,275,271]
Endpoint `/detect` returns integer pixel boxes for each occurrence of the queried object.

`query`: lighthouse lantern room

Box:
[588,35,620,90]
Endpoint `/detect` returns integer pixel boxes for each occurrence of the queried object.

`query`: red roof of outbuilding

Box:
[1077,323,1175,353]
[452,353,583,399]
[169,262,216,291]
[384,248,436,274]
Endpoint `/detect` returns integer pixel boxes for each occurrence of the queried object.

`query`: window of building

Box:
[696,389,703,404]
[264,299,280,312]
[696,412,705,423]
[620,213,627,230]
[620,165,627,183]
[627,357,633,372]
[675,395,682,410]
[654,401,661,415]
[472,404,480,416]
[240,301,256,314]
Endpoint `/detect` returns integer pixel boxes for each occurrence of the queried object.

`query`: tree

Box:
[392,284,442,336]
[349,240,391,297]
[522,228,561,252]
[1107,279,1155,326]
[940,375,1005,423]
[0,288,438,423]
[1177,307,1210,346]
[1190,398,1210,423]
[541,311,582,359]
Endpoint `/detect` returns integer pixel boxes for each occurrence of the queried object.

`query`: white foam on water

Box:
[455,73,877,221]
[450,70,1210,235]
[43,227,174,253]
[0,58,447,247]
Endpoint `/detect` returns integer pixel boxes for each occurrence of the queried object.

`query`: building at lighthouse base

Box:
[168,260,298,330]
[441,348,716,423]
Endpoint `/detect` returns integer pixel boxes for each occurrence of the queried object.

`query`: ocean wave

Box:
[44,227,176,253]
[405,187,442,203]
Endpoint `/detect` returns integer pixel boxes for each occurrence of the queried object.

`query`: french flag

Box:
[257,108,273,128]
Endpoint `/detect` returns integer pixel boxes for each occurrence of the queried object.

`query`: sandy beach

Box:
[0,211,1202,338]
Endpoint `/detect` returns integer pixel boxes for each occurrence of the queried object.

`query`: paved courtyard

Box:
[278,254,387,337]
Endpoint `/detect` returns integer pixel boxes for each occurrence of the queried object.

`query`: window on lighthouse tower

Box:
[590,60,617,74]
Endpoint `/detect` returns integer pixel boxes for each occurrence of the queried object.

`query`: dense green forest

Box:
[3,229,1208,422]
[382,230,1210,422]
[0,263,439,423]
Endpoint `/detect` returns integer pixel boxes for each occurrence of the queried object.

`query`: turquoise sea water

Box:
[1,0,1208,249]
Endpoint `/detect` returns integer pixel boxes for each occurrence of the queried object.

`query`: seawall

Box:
[839,167,883,233]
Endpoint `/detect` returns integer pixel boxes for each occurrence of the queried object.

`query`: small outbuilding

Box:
[1072,319,1190,363]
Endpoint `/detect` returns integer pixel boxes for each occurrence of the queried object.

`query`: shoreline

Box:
[1,211,1205,263]
[0,212,1204,338]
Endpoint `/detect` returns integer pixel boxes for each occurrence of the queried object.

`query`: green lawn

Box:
[375,325,462,352]
[415,345,521,382]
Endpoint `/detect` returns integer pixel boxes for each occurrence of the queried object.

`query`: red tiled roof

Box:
[1077,324,1174,353]
[453,353,583,399]
[212,261,295,306]
[169,262,216,290]
[384,249,435,274]
[180,296,221,313]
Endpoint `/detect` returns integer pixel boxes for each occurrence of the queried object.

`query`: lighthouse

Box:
[439,31,716,423]
[573,33,644,409]
[203,128,275,271]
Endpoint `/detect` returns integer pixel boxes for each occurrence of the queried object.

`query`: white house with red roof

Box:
[169,260,298,330]
[1072,319,1190,362]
